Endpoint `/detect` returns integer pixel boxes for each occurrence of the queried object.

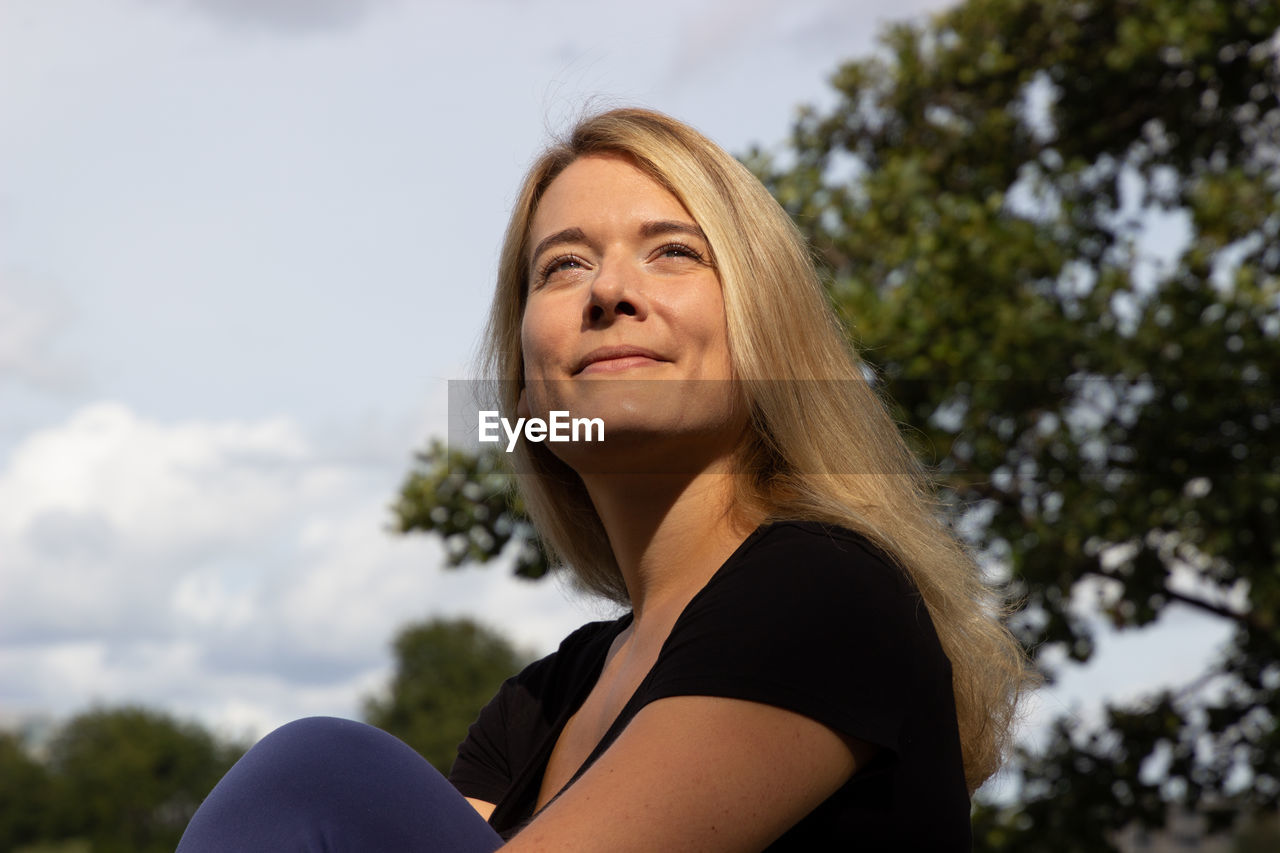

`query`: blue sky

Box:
[0,0,1232,782]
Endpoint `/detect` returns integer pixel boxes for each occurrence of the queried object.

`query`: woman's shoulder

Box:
[673,517,950,699]
[644,518,953,757]
[749,519,896,558]
[720,519,917,605]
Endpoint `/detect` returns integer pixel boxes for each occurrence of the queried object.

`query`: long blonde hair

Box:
[484,107,1033,792]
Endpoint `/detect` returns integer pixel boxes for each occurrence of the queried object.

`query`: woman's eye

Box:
[536,254,587,284]
[655,242,704,262]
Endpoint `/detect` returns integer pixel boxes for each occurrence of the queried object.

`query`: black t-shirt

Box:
[449,521,972,849]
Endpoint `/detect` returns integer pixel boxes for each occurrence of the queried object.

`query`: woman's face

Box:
[520,154,742,470]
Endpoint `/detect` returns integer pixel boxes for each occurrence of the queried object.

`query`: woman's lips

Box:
[574,346,666,375]
[577,355,664,375]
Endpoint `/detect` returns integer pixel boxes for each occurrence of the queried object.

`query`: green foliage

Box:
[1234,812,1280,852]
[0,731,53,850]
[391,0,1279,845]
[1,707,245,853]
[44,707,243,853]
[392,439,549,579]
[749,0,1278,847]
[364,617,530,773]
[15,843,91,853]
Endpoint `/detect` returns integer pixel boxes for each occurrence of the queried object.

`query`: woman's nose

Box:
[587,260,647,324]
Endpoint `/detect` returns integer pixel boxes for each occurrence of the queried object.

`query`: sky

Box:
[0,0,1234,774]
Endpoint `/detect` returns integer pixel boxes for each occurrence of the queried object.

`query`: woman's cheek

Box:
[518,324,559,416]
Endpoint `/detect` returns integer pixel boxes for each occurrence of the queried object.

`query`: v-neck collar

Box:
[495,522,775,830]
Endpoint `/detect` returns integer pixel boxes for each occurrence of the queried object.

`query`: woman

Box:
[178,108,1032,851]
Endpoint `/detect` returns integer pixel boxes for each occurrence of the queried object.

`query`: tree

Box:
[750,0,1278,847]
[392,0,1279,847]
[0,730,52,850]
[392,439,549,580]
[42,706,244,853]
[1234,812,1280,852]
[364,617,530,772]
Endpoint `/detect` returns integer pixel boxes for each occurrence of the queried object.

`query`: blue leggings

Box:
[177,717,505,852]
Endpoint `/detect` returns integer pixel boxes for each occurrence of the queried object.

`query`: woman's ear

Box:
[516,386,531,420]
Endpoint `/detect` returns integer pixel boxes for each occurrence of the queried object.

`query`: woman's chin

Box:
[527,378,682,423]
[519,378,748,476]
[529,379,740,433]
[542,422,744,479]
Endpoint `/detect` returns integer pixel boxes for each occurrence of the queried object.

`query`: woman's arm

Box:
[502,694,875,852]
[466,798,497,821]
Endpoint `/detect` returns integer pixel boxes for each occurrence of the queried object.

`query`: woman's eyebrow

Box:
[639,220,707,242]
[529,221,707,266]
[530,227,588,265]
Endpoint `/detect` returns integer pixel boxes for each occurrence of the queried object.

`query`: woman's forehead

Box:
[529,155,696,239]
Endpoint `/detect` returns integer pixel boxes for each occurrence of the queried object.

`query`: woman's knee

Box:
[223,716,445,808]
[178,717,502,852]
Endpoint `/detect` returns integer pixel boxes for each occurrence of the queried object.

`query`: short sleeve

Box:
[448,618,629,814]
[639,521,948,754]
[449,676,519,805]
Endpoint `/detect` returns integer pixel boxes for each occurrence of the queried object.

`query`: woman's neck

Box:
[581,466,760,625]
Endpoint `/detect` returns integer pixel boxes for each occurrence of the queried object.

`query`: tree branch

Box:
[1081,568,1258,630]
[1162,586,1253,626]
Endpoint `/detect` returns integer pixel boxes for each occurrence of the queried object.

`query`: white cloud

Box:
[0,270,79,392]
[0,0,1224,762]
[155,0,403,34]
[4,403,307,521]
[0,402,590,737]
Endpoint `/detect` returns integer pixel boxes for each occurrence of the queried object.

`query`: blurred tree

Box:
[392,0,1279,847]
[1234,812,1280,852]
[364,617,530,773]
[750,0,1278,848]
[392,439,549,580]
[0,730,52,850]
[42,706,243,853]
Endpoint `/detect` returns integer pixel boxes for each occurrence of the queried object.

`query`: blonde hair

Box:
[484,107,1033,792]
